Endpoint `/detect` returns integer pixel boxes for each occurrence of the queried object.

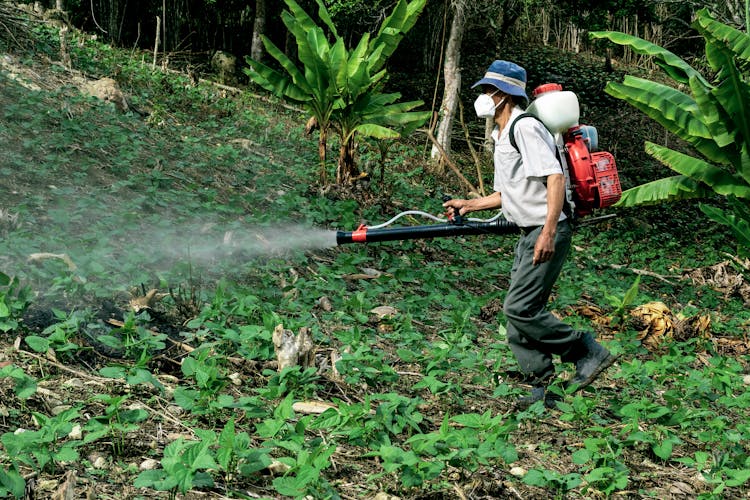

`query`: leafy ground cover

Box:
[1,29,749,499]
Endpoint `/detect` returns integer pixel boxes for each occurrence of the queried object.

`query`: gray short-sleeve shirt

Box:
[492,107,567,227]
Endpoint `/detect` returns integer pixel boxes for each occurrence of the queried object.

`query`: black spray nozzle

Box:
[335,218,519,245]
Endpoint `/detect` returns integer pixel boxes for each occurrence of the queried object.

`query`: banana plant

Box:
[590,8,750,253]
[244,0,429,185]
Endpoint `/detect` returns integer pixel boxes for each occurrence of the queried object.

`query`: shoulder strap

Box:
[509,112,545,153]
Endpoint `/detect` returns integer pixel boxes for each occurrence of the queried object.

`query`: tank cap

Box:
[533,83,563,97]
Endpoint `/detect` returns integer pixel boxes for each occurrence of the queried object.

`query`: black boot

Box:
[566,333,616,391]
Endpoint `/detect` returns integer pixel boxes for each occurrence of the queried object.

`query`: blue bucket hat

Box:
[472,60,528,102]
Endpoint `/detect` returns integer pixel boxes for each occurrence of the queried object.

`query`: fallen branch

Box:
[573,245,681,285]
[723,252,750,272]
[15,348,110,385]
[27,252,77,271]
[608,264,680,286]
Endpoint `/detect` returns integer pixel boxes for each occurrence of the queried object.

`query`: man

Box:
[443,60,616,408]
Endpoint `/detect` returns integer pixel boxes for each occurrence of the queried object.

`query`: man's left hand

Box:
[533,231,556,265]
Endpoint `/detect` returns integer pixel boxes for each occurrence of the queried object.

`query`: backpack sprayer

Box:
[337,83,621,245]
[526,83,621,217]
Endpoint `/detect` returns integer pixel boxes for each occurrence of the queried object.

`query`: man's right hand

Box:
[442,198,469,218]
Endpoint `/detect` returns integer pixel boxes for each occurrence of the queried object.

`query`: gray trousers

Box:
[504,219,582,382]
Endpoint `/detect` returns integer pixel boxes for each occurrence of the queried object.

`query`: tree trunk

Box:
[153,16,161,68]
[251,0,266,62]
[318,127,328,185]
[336,136,359,185]
[430,0,466,168]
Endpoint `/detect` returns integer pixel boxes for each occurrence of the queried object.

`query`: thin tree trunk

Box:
[318,128,328,184]
[430,0,466,168]
[336,136,359,185]
[153,16,161,68]
[251,0,266,62]
[162,0,166,52]
[59,24,71,69]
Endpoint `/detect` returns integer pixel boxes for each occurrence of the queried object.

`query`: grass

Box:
[0,26,749,499]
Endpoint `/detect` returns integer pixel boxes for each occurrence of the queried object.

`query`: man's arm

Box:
[443,191,502,216]
[533,173,565,265]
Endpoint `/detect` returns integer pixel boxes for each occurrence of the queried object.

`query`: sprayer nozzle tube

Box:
[336,219,519,245]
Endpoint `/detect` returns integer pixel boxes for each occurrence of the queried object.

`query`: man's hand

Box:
[442,198,469,218]
[533,229,556,265]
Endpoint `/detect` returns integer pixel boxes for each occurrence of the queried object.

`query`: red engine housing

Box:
[563,126,622,217]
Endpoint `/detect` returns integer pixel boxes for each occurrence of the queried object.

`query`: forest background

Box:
[0,0,749,499]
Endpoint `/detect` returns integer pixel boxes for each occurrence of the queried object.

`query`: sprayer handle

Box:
[442,195,463,224]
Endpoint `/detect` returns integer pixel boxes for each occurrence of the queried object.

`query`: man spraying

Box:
[443,60,616,408]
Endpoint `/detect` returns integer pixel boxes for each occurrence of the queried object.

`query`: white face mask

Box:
[474,90,505,119]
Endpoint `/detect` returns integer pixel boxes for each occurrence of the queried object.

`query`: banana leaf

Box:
[700,203,750,252]
[244,55,310,102]
[312,0,338,38]
[616,175,708,207]
[701,42,750,184]
[645,142,750,199]
[354,124,401,140]
[689,75,737,151]
[589,31,709,86]
[369,0,427,72]
[605,77,731,164]
[694,8,750,63]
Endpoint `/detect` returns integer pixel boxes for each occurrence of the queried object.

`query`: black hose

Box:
[336,219,519,245]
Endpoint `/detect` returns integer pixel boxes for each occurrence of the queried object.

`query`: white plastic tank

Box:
[526,83,580,133]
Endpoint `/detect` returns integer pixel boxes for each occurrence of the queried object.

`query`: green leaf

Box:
[312,0,338,37]
[369,0,427,73]
[645,142,750,198]
[173,387,199,411]
[0,466,25,498]
[622,276,641,310]
[0,272,10,286]
[589,31,707,86]
[185,442,218,472]
[726,468,750,487]
[353,123,400,140]
[688,75,736,151]
[522,469,547,487]
[0,365,37,399]
[0,302,9,319]
[604,77,730,164]
[98,366,126,379]
[616,175,707,207]
[694,8,750,64]
[572,449,592,464]
[54,444,80,463]
[134,469,168,489]
[700,203,750,250]
[273,476,308,497]
[14,374,37,400]
[652,440,673,460]
[24,336,50,353]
